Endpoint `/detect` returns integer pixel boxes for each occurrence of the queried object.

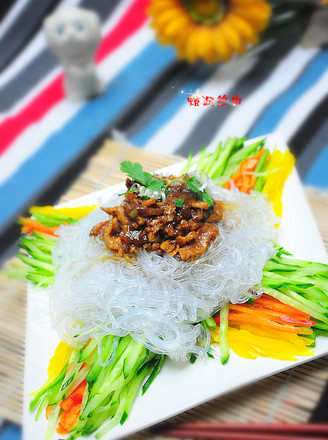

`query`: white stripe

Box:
[0,0,82,88]
[207,46,318,151]
[0,0,30,39]
[144,55,257,155]
[0,23,153,184]
[275,68,328,141]
[0,0,134,122]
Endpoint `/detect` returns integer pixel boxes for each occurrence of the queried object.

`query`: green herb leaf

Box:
[185,176,214,207]
[175,199,184,208]
[199,192,213,207]
[120,161,164,195]
[185,176,201,193]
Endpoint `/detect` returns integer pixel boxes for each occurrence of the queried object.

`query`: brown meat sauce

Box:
[90,175,223,260]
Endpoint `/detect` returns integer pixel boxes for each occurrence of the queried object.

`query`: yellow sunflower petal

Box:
[227,13,259,44]
[186,27,202,63]
[148,0,271,64]
[197,27,216,64]
[163,14,193,37]
[218,19,246,55]
[230,2,271,25]
[212,27,233,62]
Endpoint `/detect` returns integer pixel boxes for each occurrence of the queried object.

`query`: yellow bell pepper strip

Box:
[227,326,313,361]
[48,341,73,381]
[29,205,97,219]
[262,150,295,217]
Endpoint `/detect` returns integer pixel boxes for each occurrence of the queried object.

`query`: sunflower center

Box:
[182,0,226,25]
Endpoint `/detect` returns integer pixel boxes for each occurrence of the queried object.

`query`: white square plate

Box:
[23,134,328,440]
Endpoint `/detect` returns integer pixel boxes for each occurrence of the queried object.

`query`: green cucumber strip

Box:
[314,321,328,330]
[219,304,230,364]
[223,139,265,178]
[31,212,77,226]
[44,404,61,440]
[122,339,146,379]
[78,338,97,363]
[29,363,68,412]
[205,317,217,329]
[17,253,54,273]
[142,355,165,395]
[208,137,237,178]
[254,149,270,192]
[314,328,328,338]
[95,389,128,439]
[51,365,90,405]
[35,397,48,422]
[121,363,154,425]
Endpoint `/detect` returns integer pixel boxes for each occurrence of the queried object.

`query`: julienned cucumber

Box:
[30,335,166,439]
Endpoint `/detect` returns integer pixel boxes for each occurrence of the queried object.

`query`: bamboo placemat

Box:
[0,140,328,434]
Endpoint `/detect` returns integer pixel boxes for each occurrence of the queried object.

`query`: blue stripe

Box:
[0,41,175,227]
[130,66,215,146]
[249,49,328,138]
[304,143,328,189]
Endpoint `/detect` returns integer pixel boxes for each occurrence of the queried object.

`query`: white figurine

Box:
[44,8,105,102]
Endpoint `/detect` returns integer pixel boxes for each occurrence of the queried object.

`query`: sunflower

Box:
[148,0,272,64]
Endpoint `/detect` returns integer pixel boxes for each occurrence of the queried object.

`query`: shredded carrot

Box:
[224,148,265,193]
[216,313,313,334]
[229,304,315,327]
[255,294,310,319]
[60,379,87,412]
[46,405,52,420]
[19,217,60,236]
[57,380,88,435]
[57,404,81,435]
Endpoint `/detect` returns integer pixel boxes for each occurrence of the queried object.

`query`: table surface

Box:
[0,0,328,438]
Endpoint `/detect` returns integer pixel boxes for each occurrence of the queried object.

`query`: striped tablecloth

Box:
[0,0,328,236]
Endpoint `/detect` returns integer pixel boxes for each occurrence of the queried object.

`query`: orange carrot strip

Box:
[256,295,311,319]
[60,379,87,412]
[226,313,313,334]
[19,217,60,236]
[225,149,266,194]
[229,304,314,326]
[46,405,52,420]
[57,404,81,435]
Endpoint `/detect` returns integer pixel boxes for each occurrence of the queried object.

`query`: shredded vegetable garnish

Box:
[50,180,276,360]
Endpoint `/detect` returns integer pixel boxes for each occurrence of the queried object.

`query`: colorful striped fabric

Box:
[0,0,327,234]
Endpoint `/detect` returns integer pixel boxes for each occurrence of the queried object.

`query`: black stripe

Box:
[0,0,120,113]
[289,94,328,176]
[0,0,61,72]
[0,0,17,22]
[176,37,298,157]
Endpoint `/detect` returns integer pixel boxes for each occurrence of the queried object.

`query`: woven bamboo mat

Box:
[1,140,328,435]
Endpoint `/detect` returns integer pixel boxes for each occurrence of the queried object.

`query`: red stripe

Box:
[0,0,149,156]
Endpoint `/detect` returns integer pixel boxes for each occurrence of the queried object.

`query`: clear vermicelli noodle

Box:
[50,177,277,361]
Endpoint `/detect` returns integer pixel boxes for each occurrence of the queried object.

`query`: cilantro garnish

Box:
[185,176,214,206]
[175,199,184,208]
[120,161,214,206]
[120,161,164,194]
